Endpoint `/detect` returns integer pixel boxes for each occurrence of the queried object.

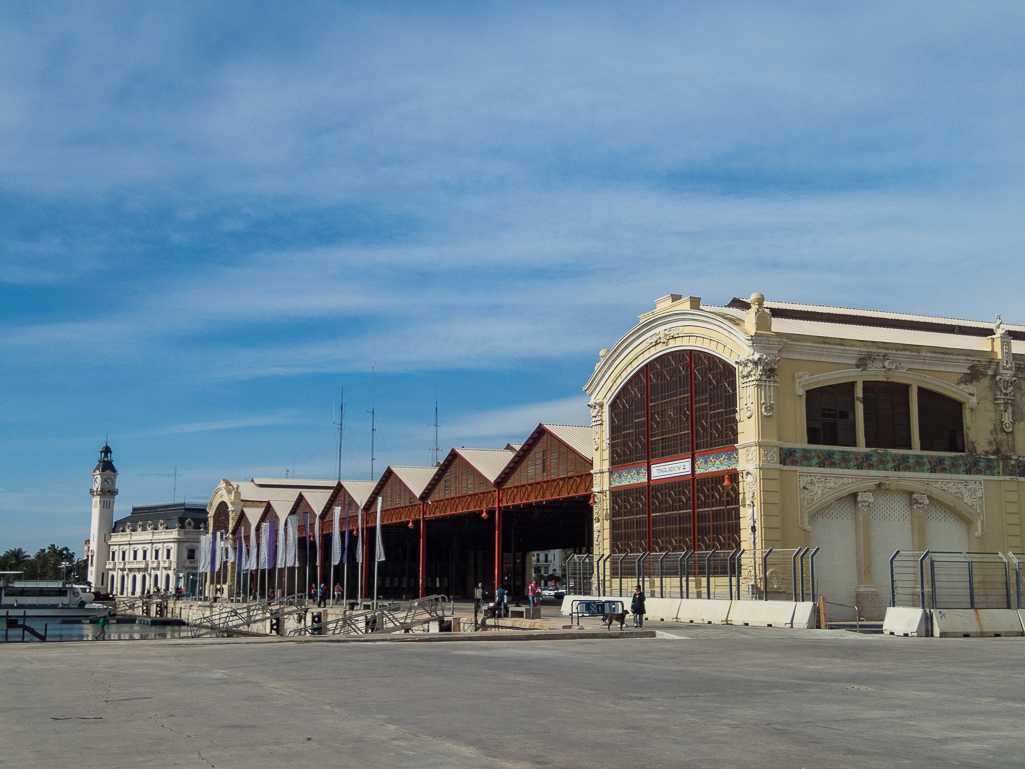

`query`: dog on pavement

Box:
[605,610,629,631]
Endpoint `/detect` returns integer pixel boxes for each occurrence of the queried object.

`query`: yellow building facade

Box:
[585,294,1023,619]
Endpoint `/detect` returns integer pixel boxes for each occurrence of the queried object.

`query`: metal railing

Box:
[287,594,449,637]
[890,551,1014,610]
[189,596,309,637]
[590,549,818,601]
[565,554,594,597]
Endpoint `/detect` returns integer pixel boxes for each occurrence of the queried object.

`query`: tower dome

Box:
[94,443,117,474]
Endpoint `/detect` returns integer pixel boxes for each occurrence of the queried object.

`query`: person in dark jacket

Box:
[631,585,646,628]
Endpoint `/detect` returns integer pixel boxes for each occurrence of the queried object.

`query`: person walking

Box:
[333,583,342,605]
[528,580,541,608]
[94,616,107,641]
[631,585,646,628]
[494,584,507,617]
[318,582,327,608]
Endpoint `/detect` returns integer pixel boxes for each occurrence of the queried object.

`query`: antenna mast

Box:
[369,369,376,480]
[333,389,345,482]
[432,401,440,465]
[173,466,177,503]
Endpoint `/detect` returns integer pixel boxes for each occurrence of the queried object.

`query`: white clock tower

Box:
[88,443,118,590]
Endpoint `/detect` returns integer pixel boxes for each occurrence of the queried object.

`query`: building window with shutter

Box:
[862,382,912,450]
[918,388,965,452]
[805,383,857,447]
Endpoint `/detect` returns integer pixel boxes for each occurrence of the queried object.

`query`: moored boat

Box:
[1,580,109,619]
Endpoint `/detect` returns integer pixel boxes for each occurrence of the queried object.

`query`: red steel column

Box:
[418,502,426,598]
[361,508,369,599]
[493,489,502,591]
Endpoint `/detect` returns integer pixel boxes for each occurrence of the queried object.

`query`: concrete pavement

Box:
[2,624,1022,768]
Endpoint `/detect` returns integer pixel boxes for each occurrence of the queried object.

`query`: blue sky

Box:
[2,2,1023,555]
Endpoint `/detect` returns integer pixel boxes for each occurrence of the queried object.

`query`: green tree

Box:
[0,547,30,572]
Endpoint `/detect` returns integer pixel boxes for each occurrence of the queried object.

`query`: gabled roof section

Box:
[456,448,515,483]
[541,424,592,460]
[365,466,439,511]
[495,424,592,486]
[298,490,333,517]
[340,480,378,509]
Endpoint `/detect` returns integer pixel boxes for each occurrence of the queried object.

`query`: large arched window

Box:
[609,350,739,553]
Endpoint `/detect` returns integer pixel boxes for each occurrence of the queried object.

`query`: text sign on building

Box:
[650,458,693,481]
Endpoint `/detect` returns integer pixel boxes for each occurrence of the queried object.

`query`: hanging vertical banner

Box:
[303,512,310,564]
[236,532,243,567]
[268,519,278,568]
[227,531,236,563]
[343,506,349,565]
[211,531,220,573]
[199,533,211,573]
[356,504,363,563]
[248,526,257,571]
[276,516,286,569]
[332,506,342,566]
[286,515,298,568]
[315,513,322,567]
[375,497,385,562]
[259,522,270,569]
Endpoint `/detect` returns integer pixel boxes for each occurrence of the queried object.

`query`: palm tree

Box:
[0,547,30,572]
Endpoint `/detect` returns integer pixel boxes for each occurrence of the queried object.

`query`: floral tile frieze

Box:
[780,447,1000,476]
[695,449,739,475]
[611,466,648,487]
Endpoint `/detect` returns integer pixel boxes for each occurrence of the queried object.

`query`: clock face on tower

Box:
[102,477,114,490]
[93,476,101,490]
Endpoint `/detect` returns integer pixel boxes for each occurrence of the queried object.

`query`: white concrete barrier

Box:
[931,608,1024,637]
[791,602,817,629]
[882,607,929,637]
[729,601,796,628]
[677,599,733,624]
[644,598,683,621]
[560,595,594,615]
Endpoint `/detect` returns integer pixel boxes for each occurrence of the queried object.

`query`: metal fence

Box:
[890,551,1016,610]
[582,549,819,601]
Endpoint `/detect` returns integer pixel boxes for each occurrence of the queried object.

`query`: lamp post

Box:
[747,499,758,598]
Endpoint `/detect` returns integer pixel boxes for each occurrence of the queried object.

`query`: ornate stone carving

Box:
[761,446,779,464]
[911,493,929,512]
[996,373,1016,399]
[931,479,984,517]
[738,353,781,419]
[993,327,1016,433]
[798,473,864,530]
[589,400,604,451]
[745,447,757,465]
[857,354,908,372]
[856,492,874,510]
[644,326,687,351]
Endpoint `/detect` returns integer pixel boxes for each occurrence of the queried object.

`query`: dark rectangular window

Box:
[651,479,692,552]
[610,370,647,467]
[863,382,912,450]
[186,549,196,560]
[805,383,857,447]
[918,388,965,452]
[694,475,740,552]
[649,352,691,462]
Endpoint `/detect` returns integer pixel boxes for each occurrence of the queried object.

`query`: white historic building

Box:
[107,503,208,596]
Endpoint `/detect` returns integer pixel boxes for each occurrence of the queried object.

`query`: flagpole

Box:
[304,513,309,606]
[357,504,363,609]
[373,497,382,610]
[343,505,349,612]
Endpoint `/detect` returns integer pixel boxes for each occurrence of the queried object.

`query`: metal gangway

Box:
[189,595,308,638]
[288,594,450,637]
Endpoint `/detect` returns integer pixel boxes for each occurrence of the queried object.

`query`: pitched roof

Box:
[250,477,337,489]
[299,490,333,517]
[541,424,592,460]
[388,466,439,498]
[455,448,515,484]
[339,480,377,508]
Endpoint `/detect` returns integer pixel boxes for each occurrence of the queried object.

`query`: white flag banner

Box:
[375,497,385,562]
[315,513,322,568]
[199,534,211,573]
[356,504,363,563]
[286,515,298,568]
[248,526,257,571]
[227,531,236,563]
[259,522,270,569]
[331,506,342,566]
[276,517,286,569]
[214,531,223,571]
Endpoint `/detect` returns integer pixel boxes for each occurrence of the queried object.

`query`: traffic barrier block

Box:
[644,598,682,621]
[791,602,817,629]
[882,607,929,637]
[931,609,1024,637]
[729,601,796,628]
[677,599,733,624]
